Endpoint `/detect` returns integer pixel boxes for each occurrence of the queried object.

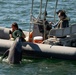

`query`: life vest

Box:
[57,17,70,28]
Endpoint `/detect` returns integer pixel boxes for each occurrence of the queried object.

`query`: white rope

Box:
[54,0,58,23]
[29,0,34,40]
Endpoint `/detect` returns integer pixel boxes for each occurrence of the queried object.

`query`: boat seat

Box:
[49,24,76,37]
[33,24,43,37]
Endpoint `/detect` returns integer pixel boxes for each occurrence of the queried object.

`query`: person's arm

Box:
[22,32,26,38]
[9,30,13,39]
[19,29,26,38]
[49,21,59,28]
[53,21,60,28]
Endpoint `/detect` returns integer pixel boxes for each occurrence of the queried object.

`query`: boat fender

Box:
[12,30,22,39]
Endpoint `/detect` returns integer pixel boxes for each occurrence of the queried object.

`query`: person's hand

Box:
[49,22,54,24]
[10,38,14,41]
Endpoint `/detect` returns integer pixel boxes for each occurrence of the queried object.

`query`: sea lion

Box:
[1,37,22,64]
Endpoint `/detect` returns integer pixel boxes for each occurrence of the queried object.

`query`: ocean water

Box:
[0,0,76,75]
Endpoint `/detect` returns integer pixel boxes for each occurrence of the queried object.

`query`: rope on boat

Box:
[54,0,58,23]
[43,0,48,40]
[44,0,48,19]
[29,0,34,41]
[39,0,42,19]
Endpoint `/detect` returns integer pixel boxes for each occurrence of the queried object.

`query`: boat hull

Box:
[0,39,76,60]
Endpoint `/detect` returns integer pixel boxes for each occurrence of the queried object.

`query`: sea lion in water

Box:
[1,37,22,64]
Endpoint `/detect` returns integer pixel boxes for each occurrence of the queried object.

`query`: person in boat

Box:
[50,10,70,28]
[9,22,26,42]
[0,37,22,64]
[44,18,52,39]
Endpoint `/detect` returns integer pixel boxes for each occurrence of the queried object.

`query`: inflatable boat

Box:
[0,0,76,60]
[0,23,76,60]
